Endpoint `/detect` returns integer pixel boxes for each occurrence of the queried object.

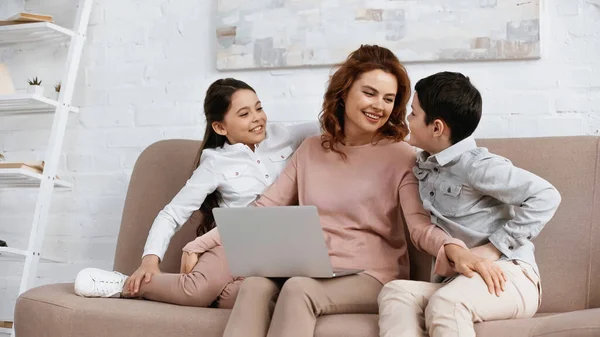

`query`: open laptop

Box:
[213,206,363,278]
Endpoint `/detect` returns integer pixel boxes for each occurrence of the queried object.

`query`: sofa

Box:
[14,136,600,337]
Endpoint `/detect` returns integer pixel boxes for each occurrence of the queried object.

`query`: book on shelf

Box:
[0,161,45,174]
[0,12,53,26]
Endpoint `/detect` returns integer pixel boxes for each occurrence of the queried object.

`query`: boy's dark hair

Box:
[415,71,482,144]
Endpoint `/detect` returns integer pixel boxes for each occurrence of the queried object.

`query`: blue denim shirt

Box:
[414,137,562,276]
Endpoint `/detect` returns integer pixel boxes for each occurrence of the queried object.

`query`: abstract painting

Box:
[216,0,541,70]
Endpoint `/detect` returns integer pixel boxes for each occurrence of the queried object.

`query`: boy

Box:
[378,72,561,337]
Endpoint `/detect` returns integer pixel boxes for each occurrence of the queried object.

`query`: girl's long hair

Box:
[193,78,255,236]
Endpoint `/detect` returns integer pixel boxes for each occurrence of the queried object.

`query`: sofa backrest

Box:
[113,139,202,275]
[478,137,600,313]
[114,136,600,313]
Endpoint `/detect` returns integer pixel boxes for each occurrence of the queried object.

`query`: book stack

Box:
[0,12,53,26]
[0,161,45,174]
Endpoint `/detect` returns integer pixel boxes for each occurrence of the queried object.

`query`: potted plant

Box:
[27,77,44,95]
[53,81,61,100]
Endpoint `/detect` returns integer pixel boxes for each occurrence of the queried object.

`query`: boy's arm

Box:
[467,155,562,258]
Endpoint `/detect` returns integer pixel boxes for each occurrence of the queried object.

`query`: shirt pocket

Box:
[435,181,463,216]
[222,164,259,195]
[269,146,294,163]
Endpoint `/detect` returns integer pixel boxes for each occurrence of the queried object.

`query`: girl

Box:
[73,78,319,309]
[182,45,468,337]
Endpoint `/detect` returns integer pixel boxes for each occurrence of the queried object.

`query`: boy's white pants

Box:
[377,260,541,337]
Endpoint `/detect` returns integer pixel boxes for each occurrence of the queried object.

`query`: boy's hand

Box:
[471,242,502,261]
[180,251,200,274]
[124,254,161,296]
[445,244,507,297]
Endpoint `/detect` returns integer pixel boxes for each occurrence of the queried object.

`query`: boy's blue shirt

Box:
[414,136,561,277]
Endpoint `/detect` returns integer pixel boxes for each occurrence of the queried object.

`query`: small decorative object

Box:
[0,64,16,95]
[0,239,7,247]
[0,153,4,161]
[27,76,44,95]
[53,81,61,100]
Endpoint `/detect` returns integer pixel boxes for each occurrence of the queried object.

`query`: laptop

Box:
[213,206,363,278]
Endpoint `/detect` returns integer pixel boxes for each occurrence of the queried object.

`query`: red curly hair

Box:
[319,45,411,157]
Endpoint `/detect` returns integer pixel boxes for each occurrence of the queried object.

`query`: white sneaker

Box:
[74,268,128,298]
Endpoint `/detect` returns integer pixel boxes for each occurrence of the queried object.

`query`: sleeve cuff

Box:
[142,251,164,262]
[433,238,467,277]
[489,226,518,258]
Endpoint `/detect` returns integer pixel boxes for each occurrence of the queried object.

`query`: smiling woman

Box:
[320,45,411,154]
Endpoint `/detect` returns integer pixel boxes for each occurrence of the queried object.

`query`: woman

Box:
[183,45,467,337]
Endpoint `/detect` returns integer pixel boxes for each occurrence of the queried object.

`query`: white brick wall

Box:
[0,0,23,19]
[0,0,598,320]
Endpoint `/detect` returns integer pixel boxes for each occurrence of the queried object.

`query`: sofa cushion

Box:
[314,310,600,337]
[15,283,230,337]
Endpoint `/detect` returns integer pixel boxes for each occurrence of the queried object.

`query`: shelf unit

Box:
[0,93,79,115]
[0,22,74,46]
[0,168,72,189]
[0,2,93,336]
[0,247,65,263]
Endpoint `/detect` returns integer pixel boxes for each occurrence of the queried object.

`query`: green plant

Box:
[27,77,42,86]
[54,82,61,92]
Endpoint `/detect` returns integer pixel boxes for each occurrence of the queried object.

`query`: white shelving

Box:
[0,168,72,189]
[0,94,79,115]
[0,247,65,263]
[0,2,94,336]
[0,247,29,259]
[0,22,74,46]
[0,327,12,335]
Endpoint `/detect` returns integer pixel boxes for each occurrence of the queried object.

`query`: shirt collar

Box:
[222,125,270,152]
[418,136,477,167]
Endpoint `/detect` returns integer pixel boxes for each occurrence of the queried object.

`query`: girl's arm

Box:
[143,159,220,262]
[285,121,321,148]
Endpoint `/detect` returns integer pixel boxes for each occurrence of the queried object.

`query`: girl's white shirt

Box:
[143,122,321,260]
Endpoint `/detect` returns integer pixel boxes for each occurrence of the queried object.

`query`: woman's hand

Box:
[445,244,507,296]
[181,251,200,274]
[124,254,161,296]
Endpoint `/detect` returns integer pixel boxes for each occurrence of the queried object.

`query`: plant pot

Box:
[27,85,45,96]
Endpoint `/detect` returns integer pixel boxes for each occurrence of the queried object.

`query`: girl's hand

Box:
[124,255,161,296]
[181,251,200,274]
[445,244,507,297]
